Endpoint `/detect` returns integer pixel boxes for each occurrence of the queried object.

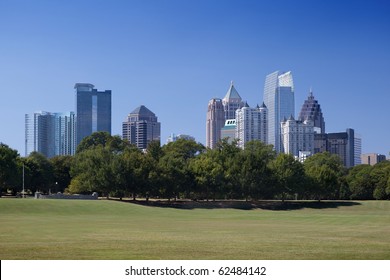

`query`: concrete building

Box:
[354,135,362,165]
[361,153,387,166]
[75,83,111,146]
[235,102,268,149]
[263,71,295,152]
[167,133,195,143]
[222,81,244,120]
[220,119,237,144]
[206,98,225,149]
[314,128,355,168]
[122,105,161,150]
[280,116,314,157]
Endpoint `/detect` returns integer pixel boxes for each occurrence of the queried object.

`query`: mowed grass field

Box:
[0,199,389,260]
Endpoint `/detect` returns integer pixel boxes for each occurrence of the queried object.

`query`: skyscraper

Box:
[222,81,244,120]
[298,89,325,134]
[280,116,314,157]
[263,71,295,153]
[122,105,161,150]
[25,111,55,158]
[75,83,111,146]
[235,102,268,148]
[206,98,225,149]
[25,111,76,157]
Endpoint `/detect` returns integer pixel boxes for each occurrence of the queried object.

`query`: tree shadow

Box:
[118,199,361,211]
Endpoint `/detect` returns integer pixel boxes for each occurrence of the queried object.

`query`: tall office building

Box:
[122,105,161,150]
[354,135,362,165]
[298,89,325,134]
[206,98,225,149]
[263,71,295,152]
[221,119,237,144]
[314,128,355,167]
[280,116,314,157]
[235,102,268,149]
[25,111,55,158]
[54,112,76,156]
[75,83,111,146]
[25,111,76,157]
[222,81,244,120]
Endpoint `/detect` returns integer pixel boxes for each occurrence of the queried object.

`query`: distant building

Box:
[25,111,75,157]
[167,133,195,143]
[221,119,237,144]
[235,102,268,149]
[222,81,244,120]
[280,116,314,157]
[206,98,225,149]
[263,71,295,152]
[314,128,355,167]
[361,153,386,166]
[122,105,161,150]
[75,83,111,146]
[354,135,362,165]
[298,89,325,134]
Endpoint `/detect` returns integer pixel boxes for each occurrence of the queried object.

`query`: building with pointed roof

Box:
[298,89,325,134]
[222,81,245,120]
[122,105,161,150]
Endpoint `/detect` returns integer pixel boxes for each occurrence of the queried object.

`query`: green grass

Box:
[0,199,389,259]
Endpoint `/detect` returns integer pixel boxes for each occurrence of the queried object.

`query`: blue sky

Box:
[1,0,389,156]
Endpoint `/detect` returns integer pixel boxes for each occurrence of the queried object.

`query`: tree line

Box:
[1,132,390,201]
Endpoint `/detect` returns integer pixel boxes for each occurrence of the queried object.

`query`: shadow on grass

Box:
[116,199,361,211]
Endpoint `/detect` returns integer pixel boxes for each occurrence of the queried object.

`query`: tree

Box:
[70,146,117,196]
[371,161,390,200]
[270,153,305,201]
[347,164,374,200]
[76,131,129,154]
[24,152,54,193]
[238,141,276,200]
[50,155,73,193]
[304,152,345,200]
[0,143,20,195]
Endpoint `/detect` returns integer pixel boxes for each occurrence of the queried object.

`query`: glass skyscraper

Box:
[298,89,325,134]
[263,71,295,153]
[25,111,76,157]
[75,83,111,146]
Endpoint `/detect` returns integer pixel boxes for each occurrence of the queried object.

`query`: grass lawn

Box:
[0,199,389,259]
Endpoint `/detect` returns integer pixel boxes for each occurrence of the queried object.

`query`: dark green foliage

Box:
[1,137,390,200]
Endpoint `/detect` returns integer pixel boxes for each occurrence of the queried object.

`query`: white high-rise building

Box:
[354,134,362,165]
[263,71,295,152]
[222,81,244,120]
[281,116,314,157]
[235,102,268,149]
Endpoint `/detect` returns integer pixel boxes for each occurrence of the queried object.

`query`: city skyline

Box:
[1,0,389,156]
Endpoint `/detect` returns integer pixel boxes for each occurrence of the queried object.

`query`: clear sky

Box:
[1,0,389,156]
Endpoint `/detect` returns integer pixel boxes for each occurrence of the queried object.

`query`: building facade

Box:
[167,133,195,143]
[220,119,237,144]
[298,90,325,134]
[235,103,268,149]
[280,116,314,157]
[25,111,76,157]
[206,98,225,149]
[263,71,295,152]
[361,153,387,166]
[314,128,355,167]
[222,81,244,120]
[122,105,161,150]
[75,83,111,146]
